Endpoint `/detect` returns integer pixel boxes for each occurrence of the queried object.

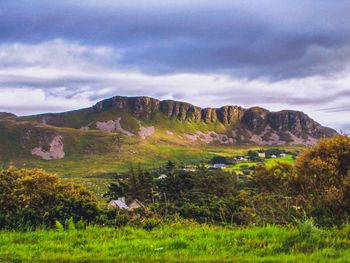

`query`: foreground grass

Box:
[1,224,349,262]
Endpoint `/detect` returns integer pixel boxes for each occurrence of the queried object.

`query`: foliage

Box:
[0,166,98,229]
[293,135,350,225]
[103,135,350,226]
[1,135,350,230]
[211,155,229,164]
[248,135,350,226]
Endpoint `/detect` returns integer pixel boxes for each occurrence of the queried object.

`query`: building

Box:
[213,163,226,169]
[128,199,145,210]
[108,198,129,210]
[108,197,145,211]
[156,174,167,180]
[258,152,266,158]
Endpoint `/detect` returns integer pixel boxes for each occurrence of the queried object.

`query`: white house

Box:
[213,163,226,169]
[156,174,167,180]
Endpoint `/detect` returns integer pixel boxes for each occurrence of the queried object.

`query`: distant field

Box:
[1,223,349,262]
[218,154,295,173]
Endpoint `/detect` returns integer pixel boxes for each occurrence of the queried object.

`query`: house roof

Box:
[129,199,145,207]
[109,199,129,210]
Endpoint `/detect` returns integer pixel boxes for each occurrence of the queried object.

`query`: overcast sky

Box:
[0,0,350,131]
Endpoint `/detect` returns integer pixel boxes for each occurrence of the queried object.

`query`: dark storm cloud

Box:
[1,0,350,80]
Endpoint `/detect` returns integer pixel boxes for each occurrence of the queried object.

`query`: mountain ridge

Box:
[0,95,337,161]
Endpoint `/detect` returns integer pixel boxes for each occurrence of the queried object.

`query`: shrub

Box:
[0,166,98,230]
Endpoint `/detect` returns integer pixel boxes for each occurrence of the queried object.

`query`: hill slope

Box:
[0,95,336,162]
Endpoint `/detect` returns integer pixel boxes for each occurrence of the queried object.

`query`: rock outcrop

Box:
[31,135,65,160]
[91,96,336,142]
[92,96,246,124]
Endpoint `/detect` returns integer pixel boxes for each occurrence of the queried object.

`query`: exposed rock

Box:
[92,96,243,124]
[217,106,245,124]
[32,135,65,160]
[185,133,198,141]
[95,118,134,136]
[139,126,155,139]
[184,131,232,144]
[166,130,174,135]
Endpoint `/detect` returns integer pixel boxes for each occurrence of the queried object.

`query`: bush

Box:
[0,166,98,230]
[142,218,162,231]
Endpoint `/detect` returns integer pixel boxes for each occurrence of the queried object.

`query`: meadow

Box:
[1,222,349,262]
[6,144,302,198]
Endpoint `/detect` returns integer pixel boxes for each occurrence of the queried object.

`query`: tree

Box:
[247,150,259,158]
[104,174,128,200]
[105,166,154,204]
[211,156,227,164]
[293,135,350,224]
[248,163,299,224]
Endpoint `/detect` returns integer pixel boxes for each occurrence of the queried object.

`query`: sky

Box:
[0,0,350,131]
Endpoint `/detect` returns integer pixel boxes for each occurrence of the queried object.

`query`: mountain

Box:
[0,96,336,162]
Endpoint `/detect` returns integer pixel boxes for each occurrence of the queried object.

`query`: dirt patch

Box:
[31,135,65,160]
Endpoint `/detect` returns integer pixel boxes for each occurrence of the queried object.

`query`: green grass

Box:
[0,224,349,262]
[0,115,304,197]
[265,154,295,168]
[224,155,296,172]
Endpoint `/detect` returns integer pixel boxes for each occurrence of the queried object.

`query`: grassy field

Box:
[222,154,295,173]
[0,223,349,262]
[6,144,303,198]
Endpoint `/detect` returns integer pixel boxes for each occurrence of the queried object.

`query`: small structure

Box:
[108,197,144,211]
[108,198,129,210]
[258,152,266,158]
[128,199,144,210]
[156,174,167,180]
[213,163,226,169]
[271,154,277,158]
[279,153,286,157]
[181,168,196,172]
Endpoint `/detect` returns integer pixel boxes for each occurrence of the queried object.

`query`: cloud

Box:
[0,39,349,131]
[0,1,350,131]
[1,1,350,80]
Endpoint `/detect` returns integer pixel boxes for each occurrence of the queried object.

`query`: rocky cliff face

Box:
[93,96,245,124]
[90,96,336,144]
